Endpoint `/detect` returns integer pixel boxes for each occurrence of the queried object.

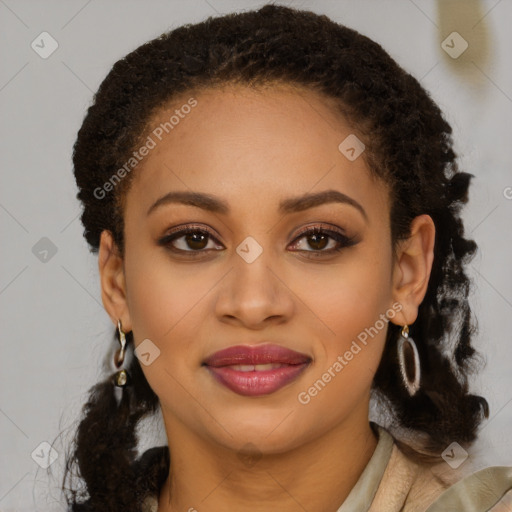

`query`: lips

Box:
[203,344,311,396]
[203,344,311,367]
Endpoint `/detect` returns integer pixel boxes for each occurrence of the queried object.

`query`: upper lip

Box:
[203,344,311,367]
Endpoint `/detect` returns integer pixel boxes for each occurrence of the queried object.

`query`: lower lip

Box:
[205,363,310,396]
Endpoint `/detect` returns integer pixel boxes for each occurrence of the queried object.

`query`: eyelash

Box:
[157,223,358,258]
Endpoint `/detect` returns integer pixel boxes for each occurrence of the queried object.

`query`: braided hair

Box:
[62,5,489,510]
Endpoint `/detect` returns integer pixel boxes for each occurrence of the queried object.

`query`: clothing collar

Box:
[336,421,394,512]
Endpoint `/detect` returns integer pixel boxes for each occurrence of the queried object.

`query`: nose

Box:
[214,246,295,329]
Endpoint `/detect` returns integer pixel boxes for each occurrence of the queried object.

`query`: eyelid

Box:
[163,223,223,243]
[292,222,348,239]
[161,222,348,243]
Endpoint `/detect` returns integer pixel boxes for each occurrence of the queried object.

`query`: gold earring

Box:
[113,319,130,387]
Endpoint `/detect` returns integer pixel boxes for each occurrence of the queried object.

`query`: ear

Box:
[98,230,132,332]
[390,214,436,327]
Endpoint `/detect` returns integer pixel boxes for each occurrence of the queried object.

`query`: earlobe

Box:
[98,230,132,331]
[390,214,436,326]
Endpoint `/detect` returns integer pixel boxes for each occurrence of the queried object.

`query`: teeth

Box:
[230,363,285,372]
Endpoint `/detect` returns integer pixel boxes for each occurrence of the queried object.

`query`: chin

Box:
[210,419,309,456]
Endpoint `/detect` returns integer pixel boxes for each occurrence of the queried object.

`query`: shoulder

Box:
[368,428,512,512]
[368,440,458,511]
[424,465,512,512]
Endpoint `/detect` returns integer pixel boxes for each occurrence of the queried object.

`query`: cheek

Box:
[303,249,392,337]
[123,248,214,385]
[124,246,204,340]
[301,242,392,383]
[297,275,390,422]
[123,252,205,409]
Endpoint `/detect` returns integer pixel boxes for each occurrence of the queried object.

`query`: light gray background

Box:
[1,0,511,510]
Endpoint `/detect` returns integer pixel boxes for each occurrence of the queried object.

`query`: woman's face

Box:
[106,83,408,454]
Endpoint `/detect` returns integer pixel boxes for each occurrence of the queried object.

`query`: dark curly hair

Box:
[61,4,490,510]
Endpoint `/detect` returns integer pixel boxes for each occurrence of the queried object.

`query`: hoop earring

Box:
[397,324,420,396]
[113,319,130,387]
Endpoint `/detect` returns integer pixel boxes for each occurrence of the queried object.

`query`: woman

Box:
[62,4,512,511]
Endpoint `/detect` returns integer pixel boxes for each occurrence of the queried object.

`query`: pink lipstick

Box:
[203,344,311,396]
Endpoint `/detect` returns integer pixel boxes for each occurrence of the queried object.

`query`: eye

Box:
[157,223,358,258]
[158,224,223,255]
[288,225,357,257]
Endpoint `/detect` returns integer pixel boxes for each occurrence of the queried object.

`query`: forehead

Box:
[125,83,390,221]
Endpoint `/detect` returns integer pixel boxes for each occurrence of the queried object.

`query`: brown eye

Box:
[304,232,330,251]
[158,225,223,254]
[181,231,209,250]
[289,226,357,256]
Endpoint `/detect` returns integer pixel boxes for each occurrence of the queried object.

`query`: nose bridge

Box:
[214,234,293,325]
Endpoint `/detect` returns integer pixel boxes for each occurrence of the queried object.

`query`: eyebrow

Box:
[147,189,368,221]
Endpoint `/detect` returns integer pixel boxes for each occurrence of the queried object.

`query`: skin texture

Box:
[98,83,435,512]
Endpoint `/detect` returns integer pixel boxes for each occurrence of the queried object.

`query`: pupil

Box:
[309,233,327,250]
[187,233,207,249]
